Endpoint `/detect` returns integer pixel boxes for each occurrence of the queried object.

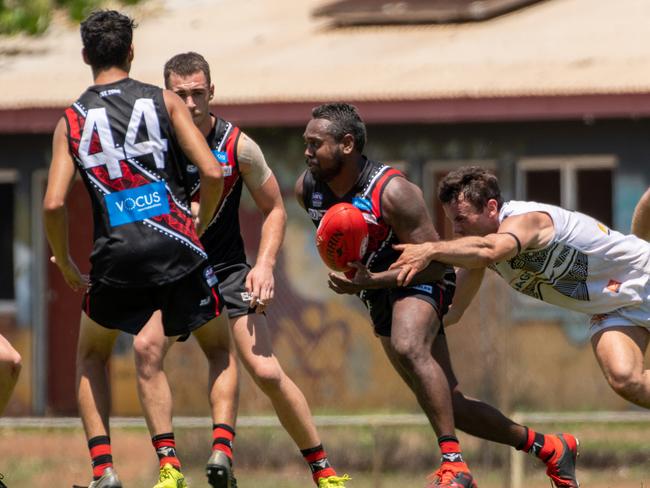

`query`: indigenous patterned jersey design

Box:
[302,158,403,274]
[504,242,590,301]
[64,78,206,287]
[490,200,650,314]
[185,117,246,266]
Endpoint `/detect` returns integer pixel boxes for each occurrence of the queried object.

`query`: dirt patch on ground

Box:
[1,426,649,487]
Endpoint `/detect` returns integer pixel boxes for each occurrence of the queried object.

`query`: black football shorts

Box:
[82,261,224,337]
[360,271,456,337]
[214,262,257,319]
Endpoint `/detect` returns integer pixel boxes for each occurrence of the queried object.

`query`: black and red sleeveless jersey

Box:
[185,116,246,267]
[64,77,206,287]
[302,158,403,274]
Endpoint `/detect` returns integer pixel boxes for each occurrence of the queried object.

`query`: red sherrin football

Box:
[316,202,369,272]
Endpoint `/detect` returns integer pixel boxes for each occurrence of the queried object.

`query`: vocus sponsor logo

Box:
[352,196,372,212]
[105,181,170,227]
[212,150,228,163]
[211,150,232,176]
[114,191,162,212]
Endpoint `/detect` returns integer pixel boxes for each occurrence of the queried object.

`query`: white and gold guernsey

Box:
[489,201,650,334]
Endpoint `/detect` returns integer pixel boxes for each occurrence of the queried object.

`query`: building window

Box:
[0,171,17,301]
[422,160,497,239]
[516,156,616,227]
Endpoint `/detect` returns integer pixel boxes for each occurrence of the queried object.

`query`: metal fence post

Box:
[508,412,524,488]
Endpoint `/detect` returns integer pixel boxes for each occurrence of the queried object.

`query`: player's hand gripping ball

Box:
[316,202,369,272]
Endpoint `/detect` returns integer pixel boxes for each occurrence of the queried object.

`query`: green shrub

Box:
[0,0,143,35]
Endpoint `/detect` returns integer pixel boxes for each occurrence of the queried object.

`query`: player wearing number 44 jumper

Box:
[43,11,225,488]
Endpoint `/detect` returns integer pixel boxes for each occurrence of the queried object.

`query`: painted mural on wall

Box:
[4,121,648,416]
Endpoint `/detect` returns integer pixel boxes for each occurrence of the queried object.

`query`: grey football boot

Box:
[206,450,238,488]
[73,467,123,488]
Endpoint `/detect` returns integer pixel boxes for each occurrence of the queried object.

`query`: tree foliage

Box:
[0,0,143,35]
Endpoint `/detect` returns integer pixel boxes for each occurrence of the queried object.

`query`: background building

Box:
[0,0,648,418]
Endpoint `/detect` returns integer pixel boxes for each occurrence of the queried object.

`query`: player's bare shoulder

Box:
[380,174,426,223]
[499,210,554,250]
[237,131,273,190]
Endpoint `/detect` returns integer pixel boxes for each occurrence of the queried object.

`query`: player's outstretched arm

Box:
[164,90,223,236]
[631,187,650,241]
[391,211,552,286]
[43,118,88,291]
[240,134,287,311]
[330,177,447,293]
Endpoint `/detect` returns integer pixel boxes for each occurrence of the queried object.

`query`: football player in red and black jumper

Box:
[296,102,477,488]
[43,11,224,488]
[132,52,349,488]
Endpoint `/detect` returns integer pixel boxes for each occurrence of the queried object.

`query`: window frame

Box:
[516,155,617,211]
[0,169,19,310]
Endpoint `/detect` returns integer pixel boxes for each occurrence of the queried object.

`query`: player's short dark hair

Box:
[163,52,211,87]
[438,166,503,211]
[80,10,136,71]
[311,103,367,152]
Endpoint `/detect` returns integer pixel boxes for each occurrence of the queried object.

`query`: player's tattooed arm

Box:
[391,211,552,286]
[240,134,286,312]
[43,118,88,291]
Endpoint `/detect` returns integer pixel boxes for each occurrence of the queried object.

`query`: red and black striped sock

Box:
[438,435,467,466]
[517,427,555,462]
[301,444,337,485]
[88,435,113,481]
[152,433,181,470]
[212,423,235,462]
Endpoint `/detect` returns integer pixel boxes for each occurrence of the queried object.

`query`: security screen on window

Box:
[521,166,613,227]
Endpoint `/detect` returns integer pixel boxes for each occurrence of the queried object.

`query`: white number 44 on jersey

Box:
[78,98,168,179]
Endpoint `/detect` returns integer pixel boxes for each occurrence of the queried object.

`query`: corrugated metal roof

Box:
[314,0,546,25]
[0,0,649,110]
